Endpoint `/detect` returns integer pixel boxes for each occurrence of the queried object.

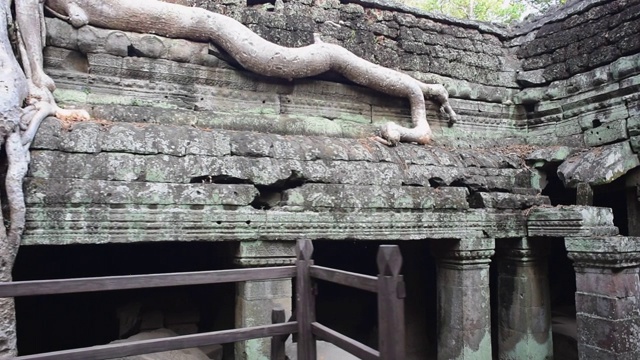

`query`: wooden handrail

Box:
[0,240,405,360]
[311,322,379,360]
[309,265,377,293]
[16,323,298,360]
[0,266,296,297]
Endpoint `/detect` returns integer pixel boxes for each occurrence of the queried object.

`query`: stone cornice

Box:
[527,206,619,238]
[566,236,640,269]
[21,207,525,245]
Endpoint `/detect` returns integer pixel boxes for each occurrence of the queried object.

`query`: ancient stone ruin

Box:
[1,0,640,359]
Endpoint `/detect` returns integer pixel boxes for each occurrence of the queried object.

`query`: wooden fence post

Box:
[377,245,406,360]
[296,239,316,360]
[270,306,286,360]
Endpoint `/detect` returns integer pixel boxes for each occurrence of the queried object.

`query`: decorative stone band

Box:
[431,238,495,267]
[496,237,549,262]
[22,207,524,245]
[234,257,296,267]
[565,236,640,269]
[527,206,619,238]
[234,241,296,268]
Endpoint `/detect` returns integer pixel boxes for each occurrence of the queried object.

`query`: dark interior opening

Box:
[548,239,578,360]
[541,166,576,206]
[592,176,628,235]
[246,0,276,6]
[12,242,237,357]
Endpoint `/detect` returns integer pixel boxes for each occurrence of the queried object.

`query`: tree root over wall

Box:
[44,0,457,145]
[0,0,458,356]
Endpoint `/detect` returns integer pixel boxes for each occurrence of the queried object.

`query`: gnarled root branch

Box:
[44,0,457,145]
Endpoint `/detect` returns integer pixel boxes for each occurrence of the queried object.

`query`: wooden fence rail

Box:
[288,240,406,360]
[0,240,405,360]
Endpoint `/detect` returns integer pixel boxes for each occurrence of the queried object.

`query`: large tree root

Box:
[45,0,457,145]
[0,1,89,356]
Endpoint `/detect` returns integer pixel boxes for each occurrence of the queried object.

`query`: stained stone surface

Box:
[527,206,619,238]
[565,236,640,359]
[15,1,640,360]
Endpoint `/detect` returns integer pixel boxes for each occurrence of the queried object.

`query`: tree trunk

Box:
[0,0,26,356]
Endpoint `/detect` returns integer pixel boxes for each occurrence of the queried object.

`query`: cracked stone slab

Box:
[469,192,549,209]
[526,146,574,167]
[280,184,469,210]
[24,178,258,206]
[28,150,526,191]
[557,142,640,188]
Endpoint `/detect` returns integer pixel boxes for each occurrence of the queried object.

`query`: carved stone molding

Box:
[234,257,296,267]
[234,241,296,268]
[565,236,640,269]
[527,206,619,238]
[431,238,495,267]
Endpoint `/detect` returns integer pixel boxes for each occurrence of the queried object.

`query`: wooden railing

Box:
[0,240,405,360]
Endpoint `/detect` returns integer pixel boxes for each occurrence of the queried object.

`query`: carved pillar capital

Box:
[566,236,640,269]
[234,240,296,267]
[431,238,495,268]
[496,237,549,262]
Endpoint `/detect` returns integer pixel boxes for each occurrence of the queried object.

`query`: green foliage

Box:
[527,0,567,12]
[405,0,567,24]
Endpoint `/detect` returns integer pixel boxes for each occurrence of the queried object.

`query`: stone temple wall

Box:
[29,0,640,254]
[44,0,526,149]
[514,0,640,84]
[16,1,640,359]
[512,0,640,148]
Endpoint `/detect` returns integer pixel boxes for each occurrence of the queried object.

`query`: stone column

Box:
[431,238,495,360]
[566,236,640,359]
[234,241,296,360]
[496,238,552,360]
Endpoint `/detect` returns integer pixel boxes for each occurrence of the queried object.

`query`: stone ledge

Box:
[527,206,619,237]
[24,178,258,206]
[566,236,640,268]
[21,207,525,245]
[281,184,469,210]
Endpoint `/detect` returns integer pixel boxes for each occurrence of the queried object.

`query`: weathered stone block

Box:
[558,142,639,187]
[469,192,549,209]
[575,293,640,321]
[575,269,640,298]
[24,178,258,206]
[528,206,618,238]
[584,119,628,147]
[577,315,640,354]
[281,184,468,210]
[577,343,639,360]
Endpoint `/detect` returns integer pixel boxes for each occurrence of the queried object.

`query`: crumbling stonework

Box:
[3,0,640,359]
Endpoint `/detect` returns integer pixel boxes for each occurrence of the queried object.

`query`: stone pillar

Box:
[566,236,640,360]
[431,238,495,360]
[496,238,552,360]
[234,241,295,360]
